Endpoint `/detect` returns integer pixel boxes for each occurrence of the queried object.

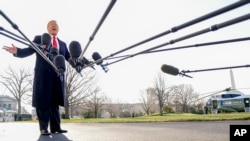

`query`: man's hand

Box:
[2,44,17,54]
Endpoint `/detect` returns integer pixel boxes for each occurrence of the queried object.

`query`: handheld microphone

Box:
[54,55,66,81]
[161,64,180,76]
[92,52,108,72]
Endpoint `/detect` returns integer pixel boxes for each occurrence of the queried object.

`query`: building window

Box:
[8,104,11,109]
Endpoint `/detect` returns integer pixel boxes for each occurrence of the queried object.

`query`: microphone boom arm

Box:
[105,13,250,66]
[0,31,30,46]
[181,65,250,74]
[79,0,117,59]
[104,37,250,60]
[82,0,250,69]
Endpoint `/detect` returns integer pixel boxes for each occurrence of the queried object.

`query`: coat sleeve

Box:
[15,35,41,58]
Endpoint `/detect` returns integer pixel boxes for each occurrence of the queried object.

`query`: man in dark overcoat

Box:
[3,20,70,135]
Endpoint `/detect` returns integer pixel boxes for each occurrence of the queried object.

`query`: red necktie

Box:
[52,36,58,48]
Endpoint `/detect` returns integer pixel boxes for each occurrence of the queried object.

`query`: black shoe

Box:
[41,130,51,136]
[51,129,68,134]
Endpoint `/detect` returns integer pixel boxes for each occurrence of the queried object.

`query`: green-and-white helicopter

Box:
[203,70,250,114]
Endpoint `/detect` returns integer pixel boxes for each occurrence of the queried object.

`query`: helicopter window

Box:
[230,94,241,98]
[221,94,241,98]
[221,94,231,98]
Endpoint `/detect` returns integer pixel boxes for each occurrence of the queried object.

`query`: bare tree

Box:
[0,66,32,116]
[153,73,172,116]
[85,87,111,118]
[171,84,199,113]
[64,64,97,119]
[140,88,157,115]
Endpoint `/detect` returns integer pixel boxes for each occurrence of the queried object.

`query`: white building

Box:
[0,95,17,122]
[0,95,17,110]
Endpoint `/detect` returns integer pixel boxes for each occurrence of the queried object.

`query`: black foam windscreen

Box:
[49,47,59,56]
[92,52,103,65]
[69,41,82,58]
[54,55,66,72]
[41,33,51,47]
[161,64,179,76]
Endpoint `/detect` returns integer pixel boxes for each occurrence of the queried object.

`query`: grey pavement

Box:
[1,120,250,141]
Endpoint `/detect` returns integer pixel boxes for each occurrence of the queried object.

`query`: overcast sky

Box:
[0,0,250,107]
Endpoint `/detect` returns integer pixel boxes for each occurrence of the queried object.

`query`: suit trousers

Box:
[36,105,61,131]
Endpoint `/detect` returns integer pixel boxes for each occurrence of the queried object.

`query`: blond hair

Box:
[47,20,57,28]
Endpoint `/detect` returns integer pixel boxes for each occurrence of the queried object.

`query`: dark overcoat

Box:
[15,35,70,109]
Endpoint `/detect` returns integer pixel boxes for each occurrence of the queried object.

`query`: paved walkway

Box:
[1,120,249,141]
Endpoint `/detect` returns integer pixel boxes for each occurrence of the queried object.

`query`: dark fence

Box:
[14,114,32,121]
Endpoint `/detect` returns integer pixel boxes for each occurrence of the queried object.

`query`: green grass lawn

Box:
[58,112,250,123]
[23,112,250,123]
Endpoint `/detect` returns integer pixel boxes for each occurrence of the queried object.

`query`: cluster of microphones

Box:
[39,33,66,76]
[68,40,109,74]
[40,33,108,76]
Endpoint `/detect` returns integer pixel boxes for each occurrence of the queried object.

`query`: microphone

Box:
[41,33,59,61]
[41,33,51,47]
[50,47,59,55]
[70,56,96,68]
[68,40,92,73]
[92,52,103,65]
[54,55,66,81]
[82,57,95,70]
[48,47,59,61]
[34,33,52,54]
[161,64,192,78]
[54,55,66,72]
[69,41,82,58]
[68,41,83,72]
[92,52,108,72]
[161,64,179,76]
